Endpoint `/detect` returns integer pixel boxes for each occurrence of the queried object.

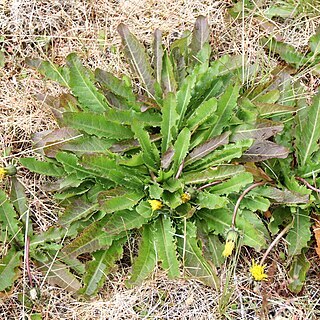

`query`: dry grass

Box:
[1,0,320,319]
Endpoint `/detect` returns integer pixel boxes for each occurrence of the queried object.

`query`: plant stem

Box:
[260,220,294,265]
[26,236,33,287]
[295,176,320,193]
[197,180,223,191]
[231,181,266,229]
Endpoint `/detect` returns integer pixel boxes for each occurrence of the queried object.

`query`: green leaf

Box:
[25,58,70,87]
[66,53,109,112]
[288,252,310,294]
[253,89,280,104]
[268,207,292,236]
[189,16,210,59]
[38,260,81,293]
[95,68,137,104]
[161,52,177,94]
[255,102,295,117]
[199,209,268,251]
[186,97,217,132]
[202,83,240,140]
[309,29,320,56]
[117,23,155,96]
[131,120,160,171]
[183,164,245,184]
[0,189,23,242]
[98,187,144,213]
[20,158,64,177]
[295,92,320,167]
[240,196,270,212]
[10,177,33,235]
[63,210,147,257]
[81,154,144,189]
[209,172,253,195]
[0,248,22,291]
[153,215,180,278]
[126,224,157,287]
[81,237,126,296]
[178,222,219,289]
[161,92,179,153]
[286,209,312,257]
[62,112,134,140]
[196,192,228,210]
[58,198,99,227]
[153,29,163,84]
[172,127,191,174]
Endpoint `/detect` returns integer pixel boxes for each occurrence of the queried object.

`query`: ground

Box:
[0,1,320,319]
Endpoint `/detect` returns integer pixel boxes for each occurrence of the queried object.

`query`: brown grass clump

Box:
[1,1,320,319]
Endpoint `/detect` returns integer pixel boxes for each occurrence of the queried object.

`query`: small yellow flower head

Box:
[148,199,163,212]
[0,168,6,180]
[223,239,235,257]
[181,193,191,203]
[250,259,268,281]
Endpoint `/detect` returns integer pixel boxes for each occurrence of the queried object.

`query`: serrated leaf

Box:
[185,131,230,165]
[161,52,177,94]
[38,261,81,293]
[95,68,137,103]
[199,209,268,251]
[63,210,147,257]
[62,112,134,140]
[240,196,270,212]
[0,189,23,242]
[209,172,253,195]
[161,92,179,153]
[153,215,180,278]
[153,29,163,84]
[189,16,210,59]
[288,252,310,294]
[186,97,217,132]
[172,127,191,174]
[81,154,144,189]
[286,209,312,257]
[241,140,289,162]
[0,248,22,291]
[25,58,70,87]
[197,192,228,210]
[183,165,245,184]
[117,23,155,96]
[81,238,126,296]
[58,198,99,227]
[178,222,219,289]
[231,119,283,142]
[131,120,160,172]
[126,224,157,287]
[66,53,109,112]
[20,158,64,177]
[10,177,33,235]
[202,83,240,140]
[295,92,320,167]
[255,102,295,117]
[98,187,144,213]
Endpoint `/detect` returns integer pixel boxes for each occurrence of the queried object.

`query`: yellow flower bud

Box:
[223,239,235,257]
[147,199,163,212]
[0,168,6,180]
[250,259,268,281]
[181,193,191,203]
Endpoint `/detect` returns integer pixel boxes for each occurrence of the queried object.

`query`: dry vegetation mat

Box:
[1,1,320,319]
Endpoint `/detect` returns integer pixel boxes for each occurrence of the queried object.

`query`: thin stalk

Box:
[197,180,223,191]
[296,176,320,193]
[231,181,266,229]
[260,220,294,265]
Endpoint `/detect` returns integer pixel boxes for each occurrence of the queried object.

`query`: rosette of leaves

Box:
[19,16,307,296]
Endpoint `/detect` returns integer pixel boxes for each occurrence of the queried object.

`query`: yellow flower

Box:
[148,199,163,212]
[181,193,191,203]
[0,168,6,180]
[250,259,268,281]
[223,239,235,257]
